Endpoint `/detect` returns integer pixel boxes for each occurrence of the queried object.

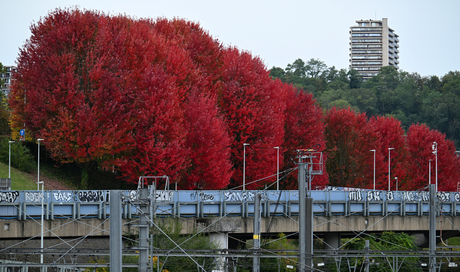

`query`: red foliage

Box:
[281,83,326,189]
[405,124,460,191]
[180,91,233,189]
[115,64,188,183]
[219,48,285,189]
[324,107,381,189]
[10,10,137,189]
[369,116,408,190]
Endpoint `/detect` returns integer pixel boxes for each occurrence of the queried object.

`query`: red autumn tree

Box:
[405,124,460,191]
[114,64,188,183]
[219,48,285,190]
[179,91,233,189]
[369,116,408,190]
[324,107,382,189]
[10,9,136,188]
[153,18,224,99]
[107,18,190,184]
[281,82,327,189]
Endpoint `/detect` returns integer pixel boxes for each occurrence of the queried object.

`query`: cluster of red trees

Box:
[9,8,323,190]
[325,108,460,191]
[9,8,460,191]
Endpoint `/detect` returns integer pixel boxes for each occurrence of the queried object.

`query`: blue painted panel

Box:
[53,205,73,217]
[0,205,18,216]
[224,204,243,215]
[330,202,346,215]
[311,191,327,201]
[80,204,99,216]
[441,203,452,213]
[287,191,300,201]
[330,191,349,201]
[25,205,44,216]
[202,204,220,215]
[350,203,365,214]
[405,203,418,215]
[177,191,197,202]
[368,203,383,215]
[178,204,198,215]
[387,203,401,214]
[268,191,286,202]
[154,205,175,215]
[313,203,327,215]
[289,202,299,215]
[269,203,286,214]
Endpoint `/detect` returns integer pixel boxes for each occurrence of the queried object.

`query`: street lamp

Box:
[274,147,280,190]
[38,180,44,267]
[429,159,432,187]
[37,139,44,190]
[8,141,14,179]
[395,177,398,191]
[432,142,438,191]
[370,149,376,190]
[388,147,394,191]
[243,143,250,190]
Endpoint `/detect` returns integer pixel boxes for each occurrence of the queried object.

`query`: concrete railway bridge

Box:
[1,188,460,270]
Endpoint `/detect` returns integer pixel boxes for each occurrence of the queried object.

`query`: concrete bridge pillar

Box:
[323,232,341,251]
[323,232,341,268]
[209,232,228,271]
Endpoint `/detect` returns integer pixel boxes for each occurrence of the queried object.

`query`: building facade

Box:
[1,66,16,94]
[349,18,399,80]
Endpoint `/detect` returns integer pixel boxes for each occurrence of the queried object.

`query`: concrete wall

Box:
[2,215,459,240]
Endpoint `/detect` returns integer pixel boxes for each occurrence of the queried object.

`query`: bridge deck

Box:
[1,189,459,220]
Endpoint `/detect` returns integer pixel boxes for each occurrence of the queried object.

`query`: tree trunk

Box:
[81,163,90,189]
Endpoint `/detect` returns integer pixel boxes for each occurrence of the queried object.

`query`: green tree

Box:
[0,63,10,136]
[339,232,422,272]
[149,219,218,272]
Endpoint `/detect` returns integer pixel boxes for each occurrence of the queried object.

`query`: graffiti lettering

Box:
[190,191,214,202]
[53,192,73,202]
[455,193,460,202]
[78,191,109,202]
[387,191,394,201]
[367,191,381,201]
[349,191,363,201]
[156,191,173,201]
[0,191,19,203]
[25,192,47,203]
[224,191,268,202]
[437,192,450,202]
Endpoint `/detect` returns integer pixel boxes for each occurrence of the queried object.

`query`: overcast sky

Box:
[2,0,459,77]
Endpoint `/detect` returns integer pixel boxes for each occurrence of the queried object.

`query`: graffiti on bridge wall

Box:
[224,191,268,202]
[0,191,19,203]
[78,191,110,202]
[53,192,73,202]
[348,190,460,202]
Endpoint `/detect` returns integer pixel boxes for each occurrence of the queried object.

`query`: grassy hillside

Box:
[0,162,76,190]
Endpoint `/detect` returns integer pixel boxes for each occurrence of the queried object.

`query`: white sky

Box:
[2,0,459,77]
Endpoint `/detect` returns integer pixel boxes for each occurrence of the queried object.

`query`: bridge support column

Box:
[209,232,228,271]
[323,232,340,250]
[323,232,340,268]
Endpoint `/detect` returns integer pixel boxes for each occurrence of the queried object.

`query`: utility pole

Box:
[297,149,315,272]
[138,188,150,272]
[364,240,369,272]
[110,190,122,272]
[253,193,261,272]
[429,183,437,272]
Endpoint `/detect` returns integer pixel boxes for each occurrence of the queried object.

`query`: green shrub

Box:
[0,137,36,173]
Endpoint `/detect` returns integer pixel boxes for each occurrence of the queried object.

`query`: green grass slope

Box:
[0,162,75,190]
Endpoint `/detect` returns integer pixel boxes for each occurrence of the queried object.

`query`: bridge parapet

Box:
[0,189,459,220]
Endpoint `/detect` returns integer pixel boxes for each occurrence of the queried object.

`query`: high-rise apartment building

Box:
[1,66,16,94]
[349,18,399,80]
